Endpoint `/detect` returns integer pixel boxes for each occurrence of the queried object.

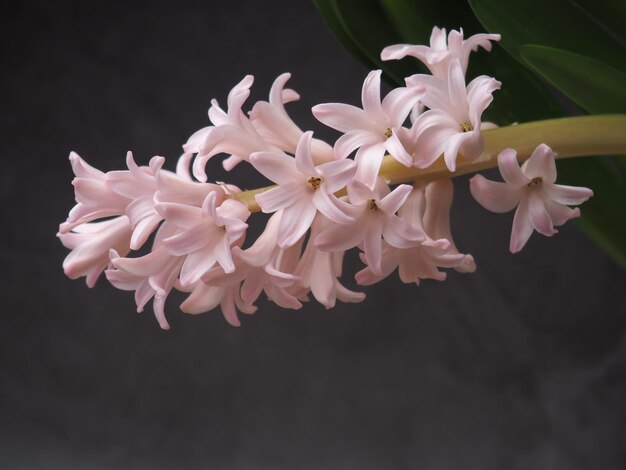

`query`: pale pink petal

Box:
[384,132,414,167]
[523,143,557,183]
[214,237,236,273]
[312,103,373,133]
[383,217,424,248]
[223,155,243,171]
[316,158,357,193]
[155,202,201,229]
[447,59,469,115]
[312,189,354,224]
[414,127,456,169]
[162,224,210,256]
[277,202,317,248]
[315,221,365,252]
[443,128,469,172]
[497,149,529,186]
[354,143,386,188]
[249,151,299,185]
[266,284,302,309]
[361,70,384,121]
[179,248,217,286]
[255,182,303,213]
[379,184,413,214]
[130,214,162,250]
[363,218,384,275]
[220,289,242,327]
[180,284,224,315]
[544,184,593,205]
[544,199,581,226]
[528,192,556,236]
[346,180,377,206]
[335,284,366,304]
[469,175,521,213]
[510,197,535,253]
[381,85,425,126]
[295,131,316,176]
[240,269,265,305]
[334,130,381,159]
[110,248,173,277]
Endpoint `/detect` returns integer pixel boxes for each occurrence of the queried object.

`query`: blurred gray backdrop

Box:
[2,1,625,468]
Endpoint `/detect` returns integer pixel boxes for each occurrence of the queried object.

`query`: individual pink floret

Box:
[381,26,500,79]
[312,70,424,188]
[315,180,425,276]
[407,59,501,171]
[470,144,593,253]
[251,131,356,248]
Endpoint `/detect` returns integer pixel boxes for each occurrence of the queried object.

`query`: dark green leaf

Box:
[520,45,626,114]
[469,0,626,72]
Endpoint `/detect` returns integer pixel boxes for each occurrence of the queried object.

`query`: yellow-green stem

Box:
[234,115,626,211]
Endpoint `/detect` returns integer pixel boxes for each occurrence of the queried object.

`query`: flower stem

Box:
[234,114,626,211]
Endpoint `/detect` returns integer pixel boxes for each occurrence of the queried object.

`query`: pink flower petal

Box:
[295,131,316,176]
[469,174,520,213]
[249,151,299,185]
[316,158,356,193]
[255,182,303,213]
[379,184,413,214]
[334,130,381,159]
[312,103,372,133]
[509,197,534,253]
[523,143,557,183]
[361,70,384,121]
[354,143,386,188]
[544,184,593,205]
[363,218,384,275]
[497,148,529,186]
[528,192,556,236]
[312,189,354,224]
[277,202,317,248]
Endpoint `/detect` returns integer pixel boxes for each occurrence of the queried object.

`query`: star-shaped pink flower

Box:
[313,70,424,188]
[470,144,593,253]
[381,26,500,79]
[251,131,356,248]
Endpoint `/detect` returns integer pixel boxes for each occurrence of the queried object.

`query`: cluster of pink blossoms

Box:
[59,27,593,329]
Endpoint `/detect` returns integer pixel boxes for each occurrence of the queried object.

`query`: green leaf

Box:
[573,0,626,47]
[520,45,626,178]
[468,0,626,72]
[520,45,626,114]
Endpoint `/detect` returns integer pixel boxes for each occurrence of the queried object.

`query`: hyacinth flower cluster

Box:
[58,27,594,329]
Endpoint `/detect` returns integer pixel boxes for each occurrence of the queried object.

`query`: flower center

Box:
[384,128,393,139]
[527,177,543,188]
[368,199,379,211]
[307,176,322,191]
[460,121,473,132]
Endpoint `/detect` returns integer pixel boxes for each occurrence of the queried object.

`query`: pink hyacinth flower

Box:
[155,192,250,285]
[315,180,425,276]
[312,70,425,188]
[59,216,132,288]
[251,131,357,248]
[407,59,501,171]
[381,26,500,79]
[469,144,593,253]
[355,184,472,286]
[291,214,365,308]
[106,151,165,250]
[249,73,334,164]
[59,152,130,234]
[185,75,279,180]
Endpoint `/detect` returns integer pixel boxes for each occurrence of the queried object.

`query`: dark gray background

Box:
[2,1,626,468]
